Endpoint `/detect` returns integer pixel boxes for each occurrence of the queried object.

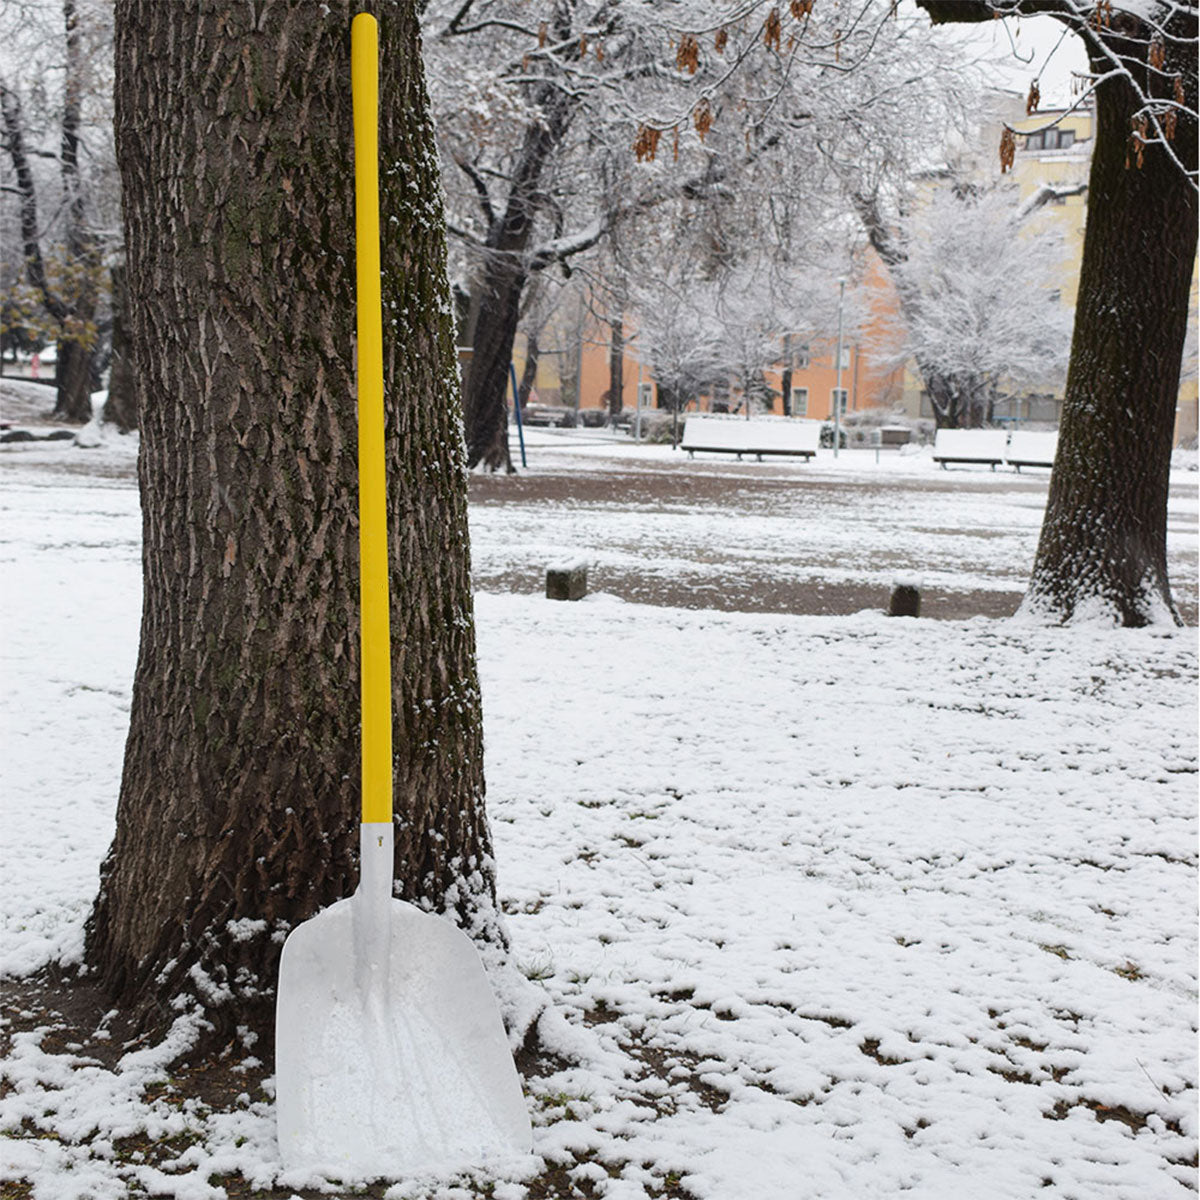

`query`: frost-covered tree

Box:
[919,0,1197,626]
[424,0,975,468]
[0,0,118,422]
[85,0,497,1046]
[878,178,1074,428]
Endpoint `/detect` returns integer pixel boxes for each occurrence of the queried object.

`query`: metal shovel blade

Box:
[275,888,531,1175]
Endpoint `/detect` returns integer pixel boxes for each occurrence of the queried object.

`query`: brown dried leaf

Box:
[1026,80,1040,116]
[791,0,814,17]
[715,28,728,54]
[538,21,547,48]
[1149,34,1166,72]
[764,8,782,52]
[676,34,700,74]
[1126,114,1147,169]
[694,97,714,141]
[999,127,1016,174]
[634,124,662,163]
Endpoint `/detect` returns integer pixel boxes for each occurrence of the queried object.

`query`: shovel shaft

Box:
[352,13,392,827]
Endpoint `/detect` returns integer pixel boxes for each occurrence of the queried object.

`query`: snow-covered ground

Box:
[1,421,1197,1199]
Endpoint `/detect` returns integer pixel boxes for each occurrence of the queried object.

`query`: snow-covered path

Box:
[1,431,1196,1199]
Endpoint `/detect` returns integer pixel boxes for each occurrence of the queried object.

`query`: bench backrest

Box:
[933,429,1009,460]
[683,415,820,453]
[1006,430,1058,465]
[745,420,821,453]
[682,415,754,451]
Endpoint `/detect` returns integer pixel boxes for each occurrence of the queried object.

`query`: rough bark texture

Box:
[918,2,1198,625]
[85,0,496,1047]
[103,264,137,433]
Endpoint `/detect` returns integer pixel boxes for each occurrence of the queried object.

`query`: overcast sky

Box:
[984,14,1091,108]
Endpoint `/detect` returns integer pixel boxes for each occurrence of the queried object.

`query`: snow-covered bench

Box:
[1005,430,1058,471]
[682,416,820,461]
[932,429,1009,470]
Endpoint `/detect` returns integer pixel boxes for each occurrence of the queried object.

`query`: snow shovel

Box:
[275,13,531,1176]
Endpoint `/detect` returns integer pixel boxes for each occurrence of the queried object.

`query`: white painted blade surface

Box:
[276,895,531,1175]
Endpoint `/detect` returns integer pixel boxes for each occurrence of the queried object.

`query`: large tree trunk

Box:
[85,0,497,1048]
[1023,18,1197,625]
[53,338,95,423]
[918,2,1197,626]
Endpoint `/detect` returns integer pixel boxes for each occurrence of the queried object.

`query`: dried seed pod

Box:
[673,125,680,162]
[694,97,714,141]
[676,34,700,74]
[1126,114,1148,169]
[764,8,782,51]
[791,0,814,18]
[1089,0,1112,31]
[1026,80,1040,115]
[715,28,728,54]
[538,21,547,48]
[1149,33,1166,72]
[1164,82,1182,140]
[999,127,1016,174]
[579,34,588,56]
[634,124,662,163]
[596,42,604,62]
[834,29,842,63]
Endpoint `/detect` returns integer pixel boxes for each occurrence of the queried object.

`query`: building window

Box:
[831,388,848,416]
[791,386,809,416]
[795,343,810,369]
[838,347,851,370]
[1026,127,1076,152]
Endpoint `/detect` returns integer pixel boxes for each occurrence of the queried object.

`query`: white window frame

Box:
[637,381,654,407]
[790,386,809,416]
[831,387,848,416]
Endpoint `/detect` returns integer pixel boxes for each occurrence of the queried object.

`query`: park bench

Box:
[932,428,1009,470]
[1005,430,1058,471]
[682,415,820,461]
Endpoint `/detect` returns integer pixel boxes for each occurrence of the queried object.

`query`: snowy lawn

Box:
[1,422,1197,1199]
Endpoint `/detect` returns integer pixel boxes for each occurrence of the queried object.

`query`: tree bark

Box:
[516,330,539,409]
[918,2,1197,625]
[85,0,496,1048]
[460,75,572,470]
[1026,38,1196,623]
[607,317,624,421]
[103,264,137,433]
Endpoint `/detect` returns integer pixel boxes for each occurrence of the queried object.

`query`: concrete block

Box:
[546,561,587,601]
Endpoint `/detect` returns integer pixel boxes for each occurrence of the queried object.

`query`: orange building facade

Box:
[512,249,907,423]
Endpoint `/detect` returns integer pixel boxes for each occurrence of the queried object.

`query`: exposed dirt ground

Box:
[471,467,1027,623]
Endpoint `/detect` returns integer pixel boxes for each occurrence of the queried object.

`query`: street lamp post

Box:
[834,277,846,459]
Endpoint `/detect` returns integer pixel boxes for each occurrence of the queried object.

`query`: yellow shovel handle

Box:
[352,13,392,826]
